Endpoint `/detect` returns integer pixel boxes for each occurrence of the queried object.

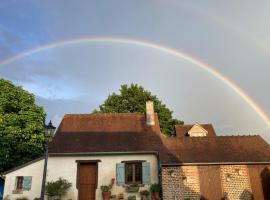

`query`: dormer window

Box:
[187,124,208,137]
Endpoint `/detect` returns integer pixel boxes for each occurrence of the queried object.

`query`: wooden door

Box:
[79,163,97,200]
[199,166,223,200]
[260,166,270,200]
[248,165,264,200]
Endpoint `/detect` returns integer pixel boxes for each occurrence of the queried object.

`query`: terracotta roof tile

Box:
[58,113,161,133]
[48,114,270,164]
[160,135,270,164]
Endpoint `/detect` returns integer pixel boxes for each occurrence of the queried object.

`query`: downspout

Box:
[157,152,163,198]
[41,146,48,200]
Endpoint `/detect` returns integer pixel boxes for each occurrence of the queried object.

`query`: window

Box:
[16,176,23,190]
[14,176,32,192]
[116,161,150,185]
[125,162,142,184]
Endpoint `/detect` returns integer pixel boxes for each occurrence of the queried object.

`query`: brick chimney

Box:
[146,100,155,126]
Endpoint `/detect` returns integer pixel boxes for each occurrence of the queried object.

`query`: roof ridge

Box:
[64,112,145,117]
[175,123,213,127]
[217,135,260,137]
[183,135,260,139]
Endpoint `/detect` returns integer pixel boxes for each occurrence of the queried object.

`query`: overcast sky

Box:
[0,0,270,141]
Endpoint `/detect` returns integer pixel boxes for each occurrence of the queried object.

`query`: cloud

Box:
[0,0,269,142]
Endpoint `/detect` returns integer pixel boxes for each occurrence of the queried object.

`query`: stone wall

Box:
[162,166,200,200]
[162,165,254,200]
[220,165,252,200]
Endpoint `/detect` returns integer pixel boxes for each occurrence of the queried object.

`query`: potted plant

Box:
[140,190,150,200]
[101,178,115,200]
[100,185,112,200]
[126,183,139,193]
[225,173,231,182]
[150,183,161,200]
[45,178,72,200]
[235,168,242,175]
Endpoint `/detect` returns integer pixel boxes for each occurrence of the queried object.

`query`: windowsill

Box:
[125,185,140,193]
[124,183,144,187]
[12,189,23,194]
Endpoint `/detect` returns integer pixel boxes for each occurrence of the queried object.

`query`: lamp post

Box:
[44,120,56,139]
[41,120,56,200]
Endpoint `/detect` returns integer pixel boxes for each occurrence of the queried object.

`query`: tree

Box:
[93,83,183,136]
[0,79,46,173]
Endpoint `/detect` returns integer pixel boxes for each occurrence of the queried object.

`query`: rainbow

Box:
[0,36,269,127]
[171,1,270,56]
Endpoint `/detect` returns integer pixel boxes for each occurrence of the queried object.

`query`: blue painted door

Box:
[0,178,4,199]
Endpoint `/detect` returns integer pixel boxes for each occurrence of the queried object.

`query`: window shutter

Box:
[142,162,151,184]
[116,163,125,185]
[22,176,32,191]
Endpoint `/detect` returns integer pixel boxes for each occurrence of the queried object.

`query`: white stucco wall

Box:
[46,154,159,200]
[3,159,45,200]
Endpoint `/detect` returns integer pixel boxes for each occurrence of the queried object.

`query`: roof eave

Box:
[161,161,270,166]
[49,151,159,156]
[1,156,45,176]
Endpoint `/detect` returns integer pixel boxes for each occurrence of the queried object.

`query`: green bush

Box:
[33,198,41,200]
[140,190,150,196]
[45,178,72,198]
[150,183,161,193]
[127,196,136,200]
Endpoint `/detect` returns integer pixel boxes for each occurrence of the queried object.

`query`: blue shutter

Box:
[142,162,151,184]
[116,163,125,185]
[23,176,32,191]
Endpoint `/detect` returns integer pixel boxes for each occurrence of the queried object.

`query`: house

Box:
[2,101,270,200]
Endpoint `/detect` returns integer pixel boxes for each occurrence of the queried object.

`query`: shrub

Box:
[127,196,136,200]
[140,190,150,196]
[33,198,41,200]
[45,178,72,198]
[150,183,161,193]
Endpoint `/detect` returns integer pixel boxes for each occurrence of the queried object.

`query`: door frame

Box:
[76,160,101,200]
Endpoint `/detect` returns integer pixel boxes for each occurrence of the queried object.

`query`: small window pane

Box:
[126,164,133,183]
[135,163,142,183]
[16,176,23,190]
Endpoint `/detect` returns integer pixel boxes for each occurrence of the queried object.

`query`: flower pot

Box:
[126,186,139,193]
[102,191,111,200]
[141,196,150,200]
[151,192,160,200]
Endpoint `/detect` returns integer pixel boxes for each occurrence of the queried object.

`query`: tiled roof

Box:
[160,135,270,164]
[48,113,171,154]
[48,114,270,164]
[57,113,161,133]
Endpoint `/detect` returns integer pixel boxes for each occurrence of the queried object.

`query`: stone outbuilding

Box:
[160,124,270,200]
